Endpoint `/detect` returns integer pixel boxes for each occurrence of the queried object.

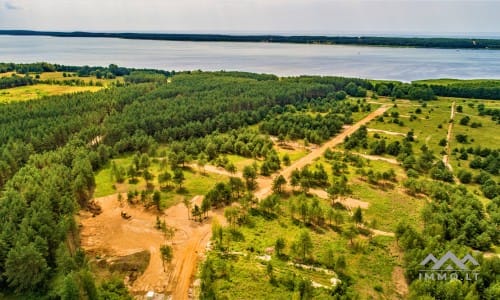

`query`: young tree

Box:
[139,153,150,169]
[153,191,161,211]
[275,237,286,257]
[294,230,313,261]
[272,174,287,194]
[243,165,257,191]
[143,168,153,188]
[352,207,363,226]
[343,225,358,245]
[328,175,351,205]
[224,207,240,227]
[323,246,335,268]
[225,162,237,175]
[158,171,172,189]
[334,211,344,226]
[161,222,175,243]
[201,197,211,218]
[326,207,335,225]
[282,154,291,166]
[335,255,347,272]
[197,153,208,174]
[192,205,202,222]
[117,193,123,206]
[173,168,185,189]
[182,197,192,220]
[211,219,223,249]
[160,245,173,272]
[127,164,138,181]
[228,177,245,199]
[290,169,301,191]
[61,274,80,300]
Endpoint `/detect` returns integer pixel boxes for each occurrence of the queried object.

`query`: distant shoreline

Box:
[1,30,500,49]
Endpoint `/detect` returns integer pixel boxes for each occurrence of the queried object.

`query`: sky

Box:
[0,0,499,36]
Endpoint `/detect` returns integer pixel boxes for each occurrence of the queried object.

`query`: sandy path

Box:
[367,128,407,137]
[254,105,391,200]
[191,164,243,178]
[309,189,370,210]
[443,101,456,171]
[484,252,500,259]
[370,228,395,237]
[355,153,399,165]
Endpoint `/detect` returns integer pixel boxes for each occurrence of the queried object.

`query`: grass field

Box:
[0,84,102,102]
[448,98,500,183]
[94,154,229,209]
[365,98,452,156]
[206,192,400,299]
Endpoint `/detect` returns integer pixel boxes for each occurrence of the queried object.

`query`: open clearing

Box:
[0,83,102,102]
[80,193,225,299]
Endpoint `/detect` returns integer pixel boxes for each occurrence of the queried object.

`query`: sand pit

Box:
[80,194,225,299]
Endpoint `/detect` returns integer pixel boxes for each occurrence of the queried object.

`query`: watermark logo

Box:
[418,251,480,281]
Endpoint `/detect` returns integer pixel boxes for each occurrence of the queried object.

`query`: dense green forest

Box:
[2,30,500,49]
[0,65,376,298]
[0,62,170,78]
[414,81,500,100]
[0,63,498,299]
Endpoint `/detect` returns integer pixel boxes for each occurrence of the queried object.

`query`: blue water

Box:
[0,35,499,81]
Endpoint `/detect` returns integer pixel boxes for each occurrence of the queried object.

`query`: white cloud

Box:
[4,1,21,10]
[0,0,498,35]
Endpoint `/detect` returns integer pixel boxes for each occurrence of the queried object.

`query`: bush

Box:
[457,169,472,184]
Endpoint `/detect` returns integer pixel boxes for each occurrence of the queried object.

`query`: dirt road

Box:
[255,105,391,199]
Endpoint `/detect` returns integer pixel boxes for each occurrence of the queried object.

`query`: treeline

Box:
[2,30,500,49]
[417,81,500,100]
[396,181,499,298]
[0,74,36,89]
[0,140,108,297]
[374,82,436,100]
[0,62,171,77]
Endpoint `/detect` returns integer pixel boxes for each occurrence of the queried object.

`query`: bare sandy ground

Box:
[80,194,224,299]
[367,128,407,137]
